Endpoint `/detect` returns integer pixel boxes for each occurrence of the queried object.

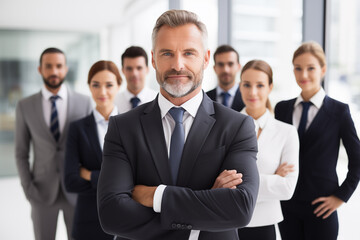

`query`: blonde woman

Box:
[275,42,360,239]
[238,60,299,240]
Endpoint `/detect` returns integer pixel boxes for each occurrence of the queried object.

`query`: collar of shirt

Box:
[124,87,148,102]
[41,84,67,101]
[216,84,239,97]
[158,90,203,119]
[294,87,326,109]
[93,105,119,124]
[241,108,270,133]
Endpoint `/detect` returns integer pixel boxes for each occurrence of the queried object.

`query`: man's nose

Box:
[172,54,185,71]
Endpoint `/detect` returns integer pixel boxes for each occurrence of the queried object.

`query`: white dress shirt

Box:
[215,84,238,107]
[93,106,118,150]
[41,84,67,134]
[241,109,299,227]
[292,88,326,130]
[115,87,157,113]
[153,90,203,240]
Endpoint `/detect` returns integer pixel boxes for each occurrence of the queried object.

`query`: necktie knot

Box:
[301,101,312,110]
[130,96,140,109]
[50,95,60,103]
[220,92,231,107]
[169,107,185,124]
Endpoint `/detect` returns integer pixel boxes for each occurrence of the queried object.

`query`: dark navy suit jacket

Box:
[206,87,245,111]
[97,93,259,240]
[65,113,113,240]
[275,96,360,202]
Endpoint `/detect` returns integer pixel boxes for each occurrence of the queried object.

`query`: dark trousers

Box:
[238,225,276,240]
[279,199,338,240]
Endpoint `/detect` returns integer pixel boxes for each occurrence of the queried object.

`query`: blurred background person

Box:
[115,46,157,112]
[238,60,299,240]
[275,42,360,240]
[206,45,244,111]
[15,47,92,240]
[64,60,121,240]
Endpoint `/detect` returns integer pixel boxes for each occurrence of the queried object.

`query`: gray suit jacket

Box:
[15,86,92,206]
[98,93,259,240]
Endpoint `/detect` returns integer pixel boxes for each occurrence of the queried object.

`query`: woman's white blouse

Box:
[241,109,299,227]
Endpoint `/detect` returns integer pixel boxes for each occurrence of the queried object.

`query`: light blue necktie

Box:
[50,95,60,141]
[298,101,312,139]
[221,92,231,107]
[168,107,185,185]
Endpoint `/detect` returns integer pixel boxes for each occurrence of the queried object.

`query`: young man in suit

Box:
[206,45,244,111]
[114,46,157,113]
[98,10,259,240]
[15,48,92,240]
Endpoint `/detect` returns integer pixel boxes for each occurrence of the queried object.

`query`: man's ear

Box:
[203,49,210,69]
[151,51,156,69]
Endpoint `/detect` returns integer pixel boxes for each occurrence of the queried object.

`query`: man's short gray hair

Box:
[152,9,208,51]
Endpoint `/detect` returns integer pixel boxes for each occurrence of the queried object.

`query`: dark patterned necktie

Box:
[221,92,231,107]
[168,107,185,185]
[50,95,60,141]
[130,97,140,109]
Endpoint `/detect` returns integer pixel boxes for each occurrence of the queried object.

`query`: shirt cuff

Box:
[153,184,166,213]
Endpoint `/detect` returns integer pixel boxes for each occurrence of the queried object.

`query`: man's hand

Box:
[312,195,344,219]
[275,162,295,177]
[132,185,157,208]
[212,170,243,189]
[80,167,91,181]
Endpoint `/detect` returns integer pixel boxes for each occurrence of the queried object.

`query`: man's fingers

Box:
[213,170,243,189]
[222,178,243,188]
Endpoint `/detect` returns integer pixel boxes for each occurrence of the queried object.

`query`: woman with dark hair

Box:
[275,42,360,239]
[64,60,121,239]
[238,60,299,240]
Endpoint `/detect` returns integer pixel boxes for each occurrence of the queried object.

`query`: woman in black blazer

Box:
[65,60,122,240]
[275,41,360,240]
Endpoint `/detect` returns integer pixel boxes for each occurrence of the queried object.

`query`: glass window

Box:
[327,0,360,132]
[232,0,303,104]
[0,29,100,177]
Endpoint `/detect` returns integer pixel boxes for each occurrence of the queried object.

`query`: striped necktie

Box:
[50,95,60,141]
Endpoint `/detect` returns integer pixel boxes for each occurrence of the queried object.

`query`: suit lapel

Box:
[176,95,216,186]
[231,87,244,111]
[85,113,102,164]
[284,99,295,124]
[206,88,216,101]
[141,99,173,185]
[36,92,58,144]
[59,87,72,144]
[302,96,330,144]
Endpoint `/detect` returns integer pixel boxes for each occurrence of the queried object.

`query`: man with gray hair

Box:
[98,9,259,240]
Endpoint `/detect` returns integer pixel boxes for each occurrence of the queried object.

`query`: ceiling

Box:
[0,0,144,32]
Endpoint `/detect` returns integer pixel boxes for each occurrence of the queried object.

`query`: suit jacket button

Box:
[171,223,177,229]
[187,225,192,230]
[176,224,181,229]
